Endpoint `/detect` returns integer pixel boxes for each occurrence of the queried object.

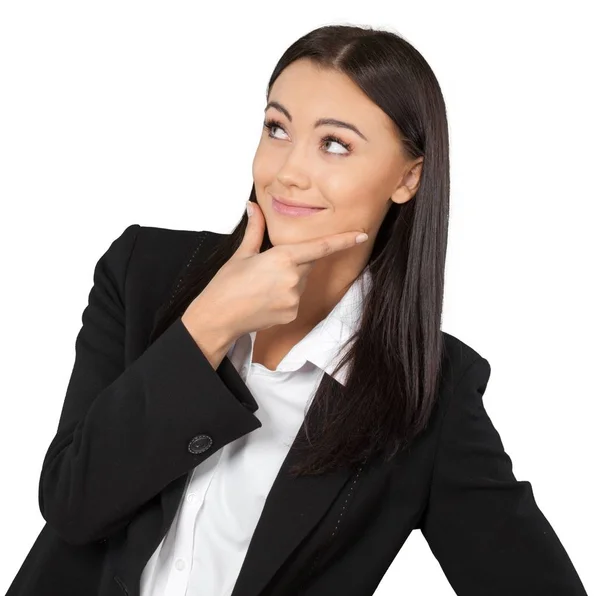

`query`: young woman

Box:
[6,23,588,596]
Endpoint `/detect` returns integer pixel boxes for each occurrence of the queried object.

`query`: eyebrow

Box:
[264,100,369,142]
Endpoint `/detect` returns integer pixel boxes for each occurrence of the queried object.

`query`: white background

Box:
[0,1,597,594]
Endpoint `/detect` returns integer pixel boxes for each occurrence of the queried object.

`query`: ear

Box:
[390,157,424,205]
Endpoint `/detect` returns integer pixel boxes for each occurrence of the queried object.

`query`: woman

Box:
[6,23,588,596]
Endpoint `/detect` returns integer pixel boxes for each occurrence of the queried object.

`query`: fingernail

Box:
[246,201,254,217]
[355,233,368,244]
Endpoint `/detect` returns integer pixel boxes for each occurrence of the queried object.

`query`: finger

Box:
[287,231,368,266]
[235,201,266,257]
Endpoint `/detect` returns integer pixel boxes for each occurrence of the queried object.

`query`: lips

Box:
[271,196,326,217]
[271,194,324,209]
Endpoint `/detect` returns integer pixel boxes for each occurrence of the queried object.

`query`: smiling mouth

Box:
[272,195,324,209]
[271,196,327,217]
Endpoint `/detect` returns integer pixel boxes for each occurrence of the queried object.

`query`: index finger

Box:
[285,231,368,265]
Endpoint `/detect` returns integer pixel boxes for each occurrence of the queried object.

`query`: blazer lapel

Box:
[228,419,356,596]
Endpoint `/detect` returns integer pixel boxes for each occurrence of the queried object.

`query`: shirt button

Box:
[186,493,196,503]
[175,559,186,571]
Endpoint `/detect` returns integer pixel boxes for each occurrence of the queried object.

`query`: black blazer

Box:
[6,224,588,596]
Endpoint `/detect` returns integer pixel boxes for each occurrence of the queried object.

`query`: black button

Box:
[188,434,213,454]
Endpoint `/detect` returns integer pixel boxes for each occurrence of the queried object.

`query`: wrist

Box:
[181,312,235,363]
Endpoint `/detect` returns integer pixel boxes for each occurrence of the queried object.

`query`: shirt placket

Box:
[163,449,224,593]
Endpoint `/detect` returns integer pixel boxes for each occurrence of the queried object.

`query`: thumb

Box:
[235,200,266,257]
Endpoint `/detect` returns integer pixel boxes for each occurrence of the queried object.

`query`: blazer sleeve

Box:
[418,356,588,595]
[38,224,262,546]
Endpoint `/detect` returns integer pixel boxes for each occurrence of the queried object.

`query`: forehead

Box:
[268,59,396,138]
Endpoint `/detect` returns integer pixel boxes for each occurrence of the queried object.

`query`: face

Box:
[252,58,423,250]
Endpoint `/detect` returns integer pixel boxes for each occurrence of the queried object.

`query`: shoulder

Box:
[119,224,227,279]
[441,330,486,371]
[98,224,226,325]
[132,224,224,263]
[439,330,491,399]
[125,223,225,301]
[413,333,492,465]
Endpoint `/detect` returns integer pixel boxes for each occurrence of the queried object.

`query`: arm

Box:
[38,224,261,546]
[418,356,588,595]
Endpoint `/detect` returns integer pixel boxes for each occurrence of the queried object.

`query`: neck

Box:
[291,255,369,332]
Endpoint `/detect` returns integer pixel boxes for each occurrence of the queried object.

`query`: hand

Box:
[182,200,368,344]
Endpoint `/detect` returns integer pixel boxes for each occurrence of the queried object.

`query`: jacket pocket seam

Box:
[302,461,366,587]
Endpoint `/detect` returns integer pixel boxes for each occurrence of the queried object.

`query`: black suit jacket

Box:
[5,224,588,596]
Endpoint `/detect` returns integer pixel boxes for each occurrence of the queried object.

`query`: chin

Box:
[270,227,329,251]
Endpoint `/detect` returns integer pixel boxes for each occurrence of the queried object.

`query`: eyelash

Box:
[262,117,354,156]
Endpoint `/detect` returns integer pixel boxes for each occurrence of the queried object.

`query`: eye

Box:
[263,117,354,156]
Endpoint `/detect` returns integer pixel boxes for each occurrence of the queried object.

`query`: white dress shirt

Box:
[139,265,372,596]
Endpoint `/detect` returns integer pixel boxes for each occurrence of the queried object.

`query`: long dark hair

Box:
[149,24,449,477]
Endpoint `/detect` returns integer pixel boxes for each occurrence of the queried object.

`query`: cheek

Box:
[252,146,280,186]
[321,172,375,212]
[316,169,361,207]
[322,174,389,230]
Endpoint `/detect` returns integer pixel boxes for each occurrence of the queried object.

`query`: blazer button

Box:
[188,434,213,454]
